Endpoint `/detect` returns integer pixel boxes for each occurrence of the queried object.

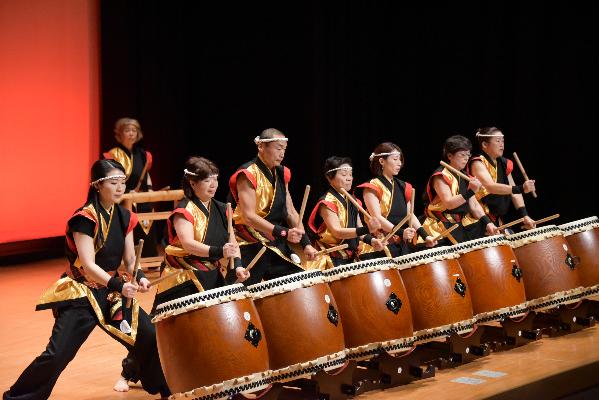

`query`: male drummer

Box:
[229,128,317,285]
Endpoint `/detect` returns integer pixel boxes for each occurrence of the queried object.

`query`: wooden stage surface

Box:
[1,258,598,400]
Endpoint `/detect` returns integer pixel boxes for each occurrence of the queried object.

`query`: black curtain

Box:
[100,2,599,223]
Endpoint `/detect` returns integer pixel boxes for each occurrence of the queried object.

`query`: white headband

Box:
[254,136,289,144]
[476,130,504,137]
[184,169,218,179]
[326,166,353,174]
[90,174,127,186]
[369,151,401,161]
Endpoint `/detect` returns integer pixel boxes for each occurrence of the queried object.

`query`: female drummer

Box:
[355,142,436,258]
[421,135,499,244]
[2,159,169,400]
[468,127,536,230]
[307,156,384,269]
[153,156,250,308]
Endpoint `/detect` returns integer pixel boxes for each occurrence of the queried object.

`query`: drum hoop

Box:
[412,317,477,344]
[152,284,249,323]
[267,350,348,383]
[247,270,325,299]
[323,257,397,282]
[393,247,459,270]
[559,216,599,237]
[171,369,272,400]
[346,336,416,361]
[474,302,529,324]
[508,225,562,248]
[453,235,510,254]
[525,287,587,312]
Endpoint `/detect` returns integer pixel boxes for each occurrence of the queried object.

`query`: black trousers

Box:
[240,243,304,286]
[3,303,169,400]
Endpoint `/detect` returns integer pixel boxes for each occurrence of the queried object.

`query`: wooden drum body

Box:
[395,247,475,342]
[509,225,583,310]
[560,216,599,296]
[324,257,414,359]
[453,235,527,321]
[153,284,270,398]
[248,270,346,380]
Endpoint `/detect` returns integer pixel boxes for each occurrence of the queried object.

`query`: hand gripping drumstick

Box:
[513,152,537,198]
[126,239,144,308]
[234,245,268,283]
[314,244,349,257]
[227,203,235,270]
[383,214,411,243]
[497,213,560,231]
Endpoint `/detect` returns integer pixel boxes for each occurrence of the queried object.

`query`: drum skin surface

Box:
[513,235,581,301]
[327,269,413,349]
[253,282,346,371]
[457,244,526,315]
[563,227,599,289]
[156,298,269,394]
[399,258,474,332]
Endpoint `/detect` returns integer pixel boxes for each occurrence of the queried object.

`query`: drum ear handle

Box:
[453,275,467,297]
[565,253,580,270]
[511,260,523,282]
[327,304,339,326]
[244,322,262,347]
[386,292,403,314]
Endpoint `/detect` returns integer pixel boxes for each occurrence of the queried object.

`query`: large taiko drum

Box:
[452,235,528,322]
[509,225,583,311]
[153,284,270,399]
[560,216,599,297]
[248,270,346,381]
[323,257,414,360]
[394,247,476,342]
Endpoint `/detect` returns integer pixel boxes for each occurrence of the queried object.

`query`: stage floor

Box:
[1,258,598,399]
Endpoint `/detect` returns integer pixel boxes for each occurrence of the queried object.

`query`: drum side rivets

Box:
[244,312,251,321]
[383,278,391,287]
[511,262,523,282]
[397,367,403,374]
[327,304,339,326]
[454,277,467,297]
[244,322,262,347]
[324,294,331,304]
[386,292,402,314]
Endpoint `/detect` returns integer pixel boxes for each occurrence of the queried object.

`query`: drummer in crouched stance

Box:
[153,157,250,308]
[307,156,385,269]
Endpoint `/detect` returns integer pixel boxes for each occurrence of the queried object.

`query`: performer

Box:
[2,159,169,400]
[421,135,499,244]
[355,142,436,258]
[103,117,160,392]
[307,156,384,269]
[229,128,318,285]
[468,127,536,229]
[103,117,158,258]
[154,156,250,307]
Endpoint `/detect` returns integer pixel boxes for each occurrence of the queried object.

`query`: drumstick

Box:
[533,213,560,226]
[383,214,411,243]
[432,224,459,242]
[339,188,373,219]
[496,217,525,231]
[148,271,181,288]
[297,185,310,228]
[245,246,267,272]
[126,239,144,308]
[446,232,459,245]
[227,203,235,270]
[513,152,537,198]
[408,188,415,229]
[314,244,349,257]
[440,161,472,182]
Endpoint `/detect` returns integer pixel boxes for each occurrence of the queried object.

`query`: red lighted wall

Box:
[0,0,99,244]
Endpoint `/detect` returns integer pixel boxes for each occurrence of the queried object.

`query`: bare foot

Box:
[113,376,130,392]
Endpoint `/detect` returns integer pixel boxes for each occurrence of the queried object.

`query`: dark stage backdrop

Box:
[100,2,598,225]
